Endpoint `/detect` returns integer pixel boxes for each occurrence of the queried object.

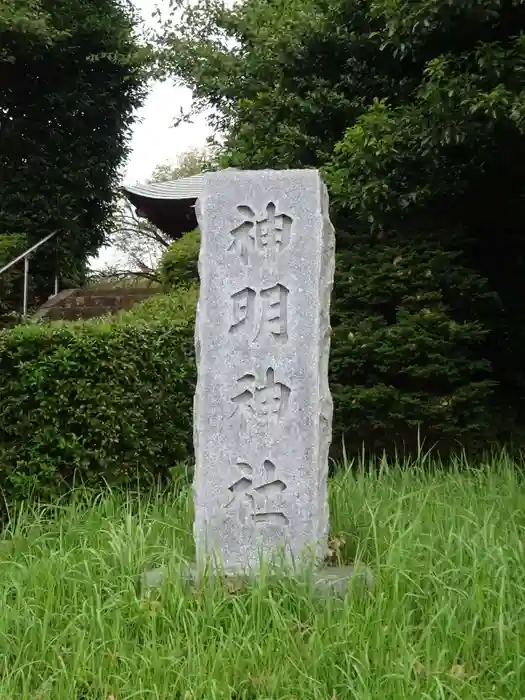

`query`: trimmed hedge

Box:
[0,215,501,508]
[0,287,197,503]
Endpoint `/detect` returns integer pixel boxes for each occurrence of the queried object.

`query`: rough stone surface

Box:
[193,169,335,573]
[140,563,374,596]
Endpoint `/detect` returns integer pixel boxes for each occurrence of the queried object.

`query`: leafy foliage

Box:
[158,0,525,454]
[149,147,217,183]
[1,0,147,302]
[0,233,28,324]
[160,228,200,289]
[0,287,197,503]
[331,234,498,453]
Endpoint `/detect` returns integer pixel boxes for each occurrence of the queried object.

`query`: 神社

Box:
[138,169,373,592]
[193,169,335,571]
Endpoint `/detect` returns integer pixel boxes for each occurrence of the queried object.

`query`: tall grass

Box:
[0,455,523,698]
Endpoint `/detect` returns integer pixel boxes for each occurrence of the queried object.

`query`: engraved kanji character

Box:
[229,367,291,428]
[226,461,255,521]
[230,287,256,336]
[225,459,289,526]
[254,368,291,417]
[228,206,257,264]
[255,283,289,343]
[228,202,292,264]
[229,372,256,429]
[255,202,292,254]
[230,285,289,343]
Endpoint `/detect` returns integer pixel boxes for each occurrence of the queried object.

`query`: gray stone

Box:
[313,564,375,596]
[193,169,335,574]
[140,563,374,597]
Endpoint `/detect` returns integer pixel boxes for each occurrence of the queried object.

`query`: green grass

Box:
[0,458,524,699]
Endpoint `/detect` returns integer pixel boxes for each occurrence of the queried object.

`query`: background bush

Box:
[1,0,147,306]
[0,233,29,326]
[158,0,525,456]
[329,229,499,456]
[158,226,497,455]
[0,287,197,504]
[160,228,200,289]
[0,221,503,507]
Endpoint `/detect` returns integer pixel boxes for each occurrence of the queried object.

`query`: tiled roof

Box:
[122,174,204,201]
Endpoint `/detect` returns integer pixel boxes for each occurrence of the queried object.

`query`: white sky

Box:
[123,81,210,186]
[125,0,212,185]
[92,0,212,268]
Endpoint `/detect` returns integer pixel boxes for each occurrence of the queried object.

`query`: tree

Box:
[325,1,525,446]
[93,201,171,283]
[150,146,216,183]
[158,0,525,454]
[0,0,147,304]
[97,147,214,281]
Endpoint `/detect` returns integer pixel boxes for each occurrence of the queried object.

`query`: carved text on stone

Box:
[225,459,289,526]
[230,284,289,343]
[230,367,291,428]
[228,202,292,264]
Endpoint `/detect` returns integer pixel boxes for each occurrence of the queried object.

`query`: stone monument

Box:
[193,169,335,573]
[141,169,373,594]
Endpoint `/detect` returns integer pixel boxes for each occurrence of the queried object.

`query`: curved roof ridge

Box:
[122,173,204,201]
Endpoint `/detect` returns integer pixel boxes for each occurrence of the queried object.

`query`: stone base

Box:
[140,563,374,597]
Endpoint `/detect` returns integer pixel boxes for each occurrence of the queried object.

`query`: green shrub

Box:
[160,228,200,289]
[0,286,197,504]
[329,230,498,456]
[0,233,29,324]
[158,0,525,456]
[122,284,198,322]
[0,233,27,266]
[154,224,496,456]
